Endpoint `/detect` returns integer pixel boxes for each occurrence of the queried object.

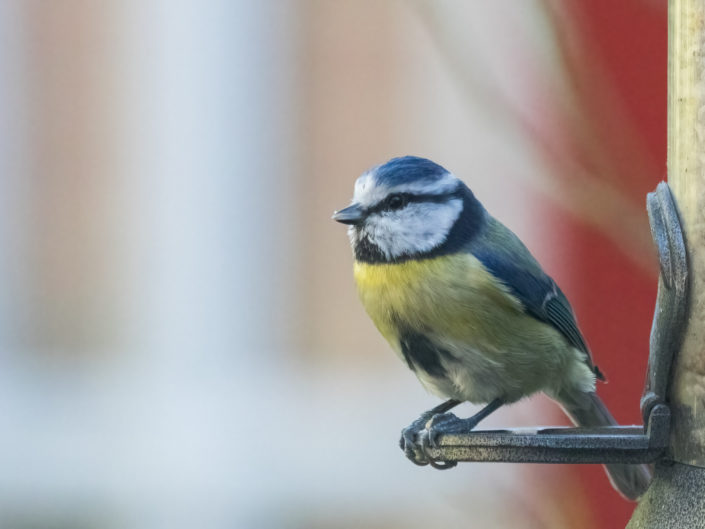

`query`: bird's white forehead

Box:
[352,170,458,207]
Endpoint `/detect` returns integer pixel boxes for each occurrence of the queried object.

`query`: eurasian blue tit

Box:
[333,156,651,500]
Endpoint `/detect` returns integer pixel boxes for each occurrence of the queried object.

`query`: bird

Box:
[332,155,651,500]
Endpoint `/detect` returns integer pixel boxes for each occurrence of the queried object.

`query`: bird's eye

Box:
[387,194,407,210]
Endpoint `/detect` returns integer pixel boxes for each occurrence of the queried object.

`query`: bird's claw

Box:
[399,424,430,466]
[415,411,480,469]
[398,412,464,470]
[419,430,457,470]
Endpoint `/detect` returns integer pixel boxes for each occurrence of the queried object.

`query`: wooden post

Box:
[666,0,705,468]
[628,1,705,526]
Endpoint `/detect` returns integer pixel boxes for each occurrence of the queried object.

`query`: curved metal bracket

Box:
[414,181,688,465]
[641,182,689,424]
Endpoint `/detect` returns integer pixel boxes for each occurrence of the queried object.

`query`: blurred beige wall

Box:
[16,2,125,353]
[0,2,591,529]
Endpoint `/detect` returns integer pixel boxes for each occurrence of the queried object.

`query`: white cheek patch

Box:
[361,199,463,259]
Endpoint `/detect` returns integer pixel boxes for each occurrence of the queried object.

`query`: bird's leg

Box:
[399,399,461,466]
[421,398,505,467]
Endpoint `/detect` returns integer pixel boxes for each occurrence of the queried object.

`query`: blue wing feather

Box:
[470,219,604,380]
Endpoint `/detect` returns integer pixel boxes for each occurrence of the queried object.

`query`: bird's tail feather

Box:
[556,390,652,501]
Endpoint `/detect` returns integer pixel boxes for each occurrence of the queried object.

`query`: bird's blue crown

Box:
[373,156,451,187]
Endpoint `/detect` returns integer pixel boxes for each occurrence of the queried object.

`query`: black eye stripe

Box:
[367,190,462,214]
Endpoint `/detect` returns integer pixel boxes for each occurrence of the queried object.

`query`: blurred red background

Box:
[548,2,665,527]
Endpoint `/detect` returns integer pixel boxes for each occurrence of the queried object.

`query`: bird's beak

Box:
[332,203,365,225]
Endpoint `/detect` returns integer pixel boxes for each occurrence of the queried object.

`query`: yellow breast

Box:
[353,253,523,352]
[353,252,597,404]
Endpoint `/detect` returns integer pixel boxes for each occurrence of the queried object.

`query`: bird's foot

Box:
[398,399,464,469]
[426,412,481,447]
[399,415,432,466]
[417,412,481,469]
[413,412,478,470]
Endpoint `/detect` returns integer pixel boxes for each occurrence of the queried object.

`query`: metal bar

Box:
[423,404,669,465]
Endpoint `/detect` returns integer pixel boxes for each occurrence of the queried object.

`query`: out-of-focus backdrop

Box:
[0,1,665,528]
